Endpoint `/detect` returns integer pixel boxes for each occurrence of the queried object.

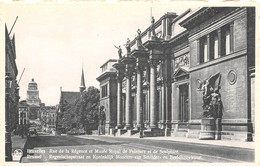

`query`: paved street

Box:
[21,134,254,163]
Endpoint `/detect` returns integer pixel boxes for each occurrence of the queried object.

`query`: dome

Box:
[29,78,37,85]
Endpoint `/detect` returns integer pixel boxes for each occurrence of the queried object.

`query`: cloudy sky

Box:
[3,2,191,106]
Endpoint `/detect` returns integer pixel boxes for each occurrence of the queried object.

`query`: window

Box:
[210,31,219,60]
[198,22,233,64]
[101,84,108,98]
[199,36,207,63]
[179,84,189,122]
[221,23,233,56]
[102,64,108,72]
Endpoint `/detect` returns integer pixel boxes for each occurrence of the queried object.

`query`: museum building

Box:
[96,7,255,141]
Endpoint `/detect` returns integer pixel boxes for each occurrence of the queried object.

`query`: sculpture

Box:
[124,38,131,53]
[150,16,158,40]
[98,106,106,135]
[136,29,146,50]
[197,73,223,119]
[114,45,122,59]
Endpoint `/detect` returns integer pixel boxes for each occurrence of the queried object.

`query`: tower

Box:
[79,68,86,93]
[26,78,41,106]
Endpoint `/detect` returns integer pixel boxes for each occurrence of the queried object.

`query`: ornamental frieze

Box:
[175,53,190,68]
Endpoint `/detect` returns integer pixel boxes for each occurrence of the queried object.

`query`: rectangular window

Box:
[221,23,233,56]
[210,31,218,60]
[225,29,231,55]
[214,35,219,59]
[199,37,207,63]
[101,84,108,98]
[203,41,208,62]
[198,23,233,64]
[179,84,189,122]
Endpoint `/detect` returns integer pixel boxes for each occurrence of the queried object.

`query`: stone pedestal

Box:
[143,128,164,137]
[199,118,216,140]
[215,118,222,140]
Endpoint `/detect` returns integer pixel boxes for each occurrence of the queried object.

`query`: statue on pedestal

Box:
[114,45,122,59]
[150,16,158,40]
[197,73,223,119]
[136,29,146,50]
[124,38,131,54]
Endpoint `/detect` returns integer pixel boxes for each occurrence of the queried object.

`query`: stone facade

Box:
[96,59,118,134]
[5,24,20,161]
[96,7,255,141]
[25,79,42,120]
[40,106,57,132]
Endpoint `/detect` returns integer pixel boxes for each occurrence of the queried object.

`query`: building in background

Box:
[96,59,118,134]
[26,78,41,106]
[58,69,85,129]
[18,100,29,125]
[40,106,57,133]
[96,7,255,141]
[26,78,41,121]
[5,24,20,161]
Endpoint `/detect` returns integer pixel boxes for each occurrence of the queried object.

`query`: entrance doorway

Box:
[179,84,189,122]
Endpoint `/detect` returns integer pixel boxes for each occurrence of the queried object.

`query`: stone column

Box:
[230,23,234,53]
[206,34,210,62]
[117,78,123,128]
[113,62,125,129]
[197,40,200,64]
[146,66,150,125]
[161,81,165,127]
[121,57,135,129]
[143,39,163,130]
[149,59,158,128]
[217,28,222,57]
[132,50,148,129]
[125,64,133,129]
[136,65,144,129]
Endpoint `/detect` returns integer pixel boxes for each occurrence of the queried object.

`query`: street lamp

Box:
[5,73,13,161]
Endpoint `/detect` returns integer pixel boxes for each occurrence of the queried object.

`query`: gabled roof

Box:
[173,66,189,78]
[60,91,80,105]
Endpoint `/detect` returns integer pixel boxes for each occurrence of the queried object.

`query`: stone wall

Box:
[190,55,248,120]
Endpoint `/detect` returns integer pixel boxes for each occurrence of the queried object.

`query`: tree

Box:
[58,86,100,134]
[76,86,100,134]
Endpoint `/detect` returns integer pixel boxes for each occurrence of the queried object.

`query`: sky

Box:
[2,2,190,106]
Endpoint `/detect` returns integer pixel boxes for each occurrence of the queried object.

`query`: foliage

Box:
[58,86,100,133]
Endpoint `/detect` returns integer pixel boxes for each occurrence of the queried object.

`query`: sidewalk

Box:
[98,135,255,150]
[144,136,255,149]
[11,135,28,162]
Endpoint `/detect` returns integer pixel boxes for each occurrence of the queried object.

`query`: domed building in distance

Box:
[26,78,41,106]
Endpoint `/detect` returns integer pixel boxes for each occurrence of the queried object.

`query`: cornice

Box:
[189,49,247,72]
[180,7,239,30]
[129,13,178,47]
[188,7,246,42]
[96,71,116,82]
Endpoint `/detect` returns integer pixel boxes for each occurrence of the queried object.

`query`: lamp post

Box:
[5,73,13,161]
